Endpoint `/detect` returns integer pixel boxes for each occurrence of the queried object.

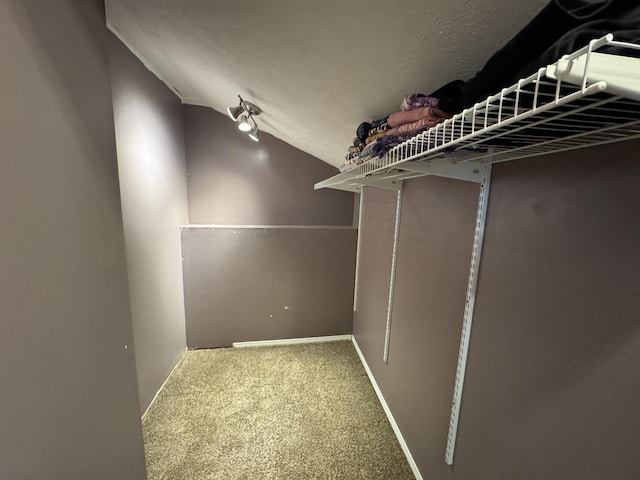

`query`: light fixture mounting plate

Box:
[242,101,261,116]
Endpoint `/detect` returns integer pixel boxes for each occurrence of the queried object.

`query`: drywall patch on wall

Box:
[182,226,357,348]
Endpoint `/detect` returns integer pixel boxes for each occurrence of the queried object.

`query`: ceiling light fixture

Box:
[227,95,262,142]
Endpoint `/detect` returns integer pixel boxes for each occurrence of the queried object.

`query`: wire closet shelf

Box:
[315,34,640,191]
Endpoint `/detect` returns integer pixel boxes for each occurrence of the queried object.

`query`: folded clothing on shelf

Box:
[365,130,389,145]
[367,122,391,137]
[342,104,451,170]
[401,94,439,111]
[388,118,436,137]
[339,153,375,172]
[388,106,450,128]
[371,135,405,157]
[356,117,389,143]
[360,141,378,158]
[345,81,465,168]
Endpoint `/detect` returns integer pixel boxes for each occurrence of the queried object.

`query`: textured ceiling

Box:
[106,0,548,168]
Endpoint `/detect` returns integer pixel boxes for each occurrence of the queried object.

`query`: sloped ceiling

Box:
[105,0,548,168]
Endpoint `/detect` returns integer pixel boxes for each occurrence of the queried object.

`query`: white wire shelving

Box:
[325,34,640,468]
[315,35,640,193]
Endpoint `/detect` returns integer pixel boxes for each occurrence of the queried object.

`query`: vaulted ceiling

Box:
[105,0,549,168]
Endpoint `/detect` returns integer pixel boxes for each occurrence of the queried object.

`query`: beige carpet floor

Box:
[142,340,415,479]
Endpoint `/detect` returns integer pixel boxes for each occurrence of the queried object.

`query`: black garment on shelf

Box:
[519,6,640,78]
[558,0,612,19]
[356,122,372,142]
[438,0,640,114]
[428,80,465,113]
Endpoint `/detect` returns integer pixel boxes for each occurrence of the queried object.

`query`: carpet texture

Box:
[143,340,415,479]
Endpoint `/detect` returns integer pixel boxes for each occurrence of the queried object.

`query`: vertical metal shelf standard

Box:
[445,164,492,465]
[384,185,404,364]
[352,191,366,312]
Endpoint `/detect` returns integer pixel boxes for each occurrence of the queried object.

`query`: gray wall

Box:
[108,33,189,414]
[0,1,146,479]
[352,188,397,354]
[182,227,356,348]
[184,105,354,226]
[354,141,640,479]
[182,106,356,347]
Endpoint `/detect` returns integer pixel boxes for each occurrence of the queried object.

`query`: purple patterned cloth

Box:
[371,135,403,157]
[401,94,439,112]
[360,141,378,158]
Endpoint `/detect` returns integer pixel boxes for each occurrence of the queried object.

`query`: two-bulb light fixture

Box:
[227,95,261,142]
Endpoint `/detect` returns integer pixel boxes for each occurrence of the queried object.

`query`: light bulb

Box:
[238,115,252,132]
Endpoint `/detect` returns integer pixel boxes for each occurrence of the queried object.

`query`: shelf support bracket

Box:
[323,183,361,193]
[445,163,493,465]
[351,177,403,191]
[383,183,404,364]
[398,158,486,184]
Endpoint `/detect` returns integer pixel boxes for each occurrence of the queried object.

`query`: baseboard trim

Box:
[232,334,352,348]
[181,224,355,230]
[352,336,424,480]
[141,348,186,421]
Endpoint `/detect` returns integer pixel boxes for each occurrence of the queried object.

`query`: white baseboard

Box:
[352,337,424,480]
[141,348,186,421]
[232,334,352,348]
